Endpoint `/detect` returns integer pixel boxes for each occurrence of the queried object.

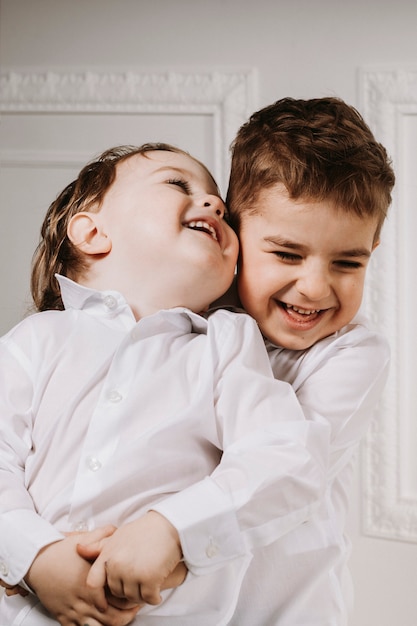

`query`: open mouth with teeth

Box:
[286,303,321,316]
[185,220,219,242]
[280,302,325,323]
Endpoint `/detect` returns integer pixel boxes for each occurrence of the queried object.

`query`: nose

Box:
[295,262,332,301]
[202,194,225,218]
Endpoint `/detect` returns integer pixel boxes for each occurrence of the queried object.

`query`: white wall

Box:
[2,0,417,107]
[1,1,417,624]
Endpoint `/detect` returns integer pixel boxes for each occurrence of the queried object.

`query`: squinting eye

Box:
[274,251,302,262]
[167,178,191,193]
[335,260,363,269]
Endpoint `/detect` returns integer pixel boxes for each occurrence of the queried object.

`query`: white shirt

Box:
[228,315,390,626]
[0,276,327,626]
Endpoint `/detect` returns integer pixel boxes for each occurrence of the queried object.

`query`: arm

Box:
[267,319,390,476]
[0,326,63,587]
[0,324,141,626]
[151,318,390,577]
[65,317,389,610]
[82,310,329,604]
[151,311,330,575]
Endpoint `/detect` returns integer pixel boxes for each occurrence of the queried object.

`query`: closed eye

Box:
[167,178,191,193]
[334,260,363,269]
[274,251,302,262]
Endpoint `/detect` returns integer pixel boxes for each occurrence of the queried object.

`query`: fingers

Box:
[77,524,117,561]
[77,525,117,561]
[84,559,109,613]
[86,567,108,613]
[137,582,162,606]
[104,566,161,606]
[75,605,140,626]
[0,580,29,597]
[106,593,144,611]
[6,587,29,597]
[82,600,142,626]
[77,540,103,560]
[99,557,186,606]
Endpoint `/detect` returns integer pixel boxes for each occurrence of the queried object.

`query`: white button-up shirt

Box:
[0,276,327,625]
[228,316,390,626]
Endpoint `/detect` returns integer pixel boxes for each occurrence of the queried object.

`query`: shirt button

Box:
[108,389,123,403]
[205,539,218,558]
[0,560,9,577]
[103,295,117,310]
[72,521,89,532]
[87,456,102,472]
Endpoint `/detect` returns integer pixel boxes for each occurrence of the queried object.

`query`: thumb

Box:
[85,558,109,613]
[76,524,116,560]
[76,539,103,560]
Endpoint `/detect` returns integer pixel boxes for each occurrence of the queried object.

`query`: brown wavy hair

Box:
[30,143,212,312]
[227,97,395,242]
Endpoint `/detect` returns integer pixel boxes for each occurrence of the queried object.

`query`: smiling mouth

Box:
[285,303,322,315]
[185,220,219,242]
[279,302,326,323]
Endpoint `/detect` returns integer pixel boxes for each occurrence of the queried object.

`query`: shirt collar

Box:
[56,274,126,311]
[55,274,208,334]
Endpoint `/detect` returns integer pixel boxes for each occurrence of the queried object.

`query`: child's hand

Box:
[0,579,29,597]
[25,526,142,626]
[77,511,186,608]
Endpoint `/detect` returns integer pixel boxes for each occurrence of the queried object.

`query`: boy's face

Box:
[96,151,238,316]
[237,184,378,350]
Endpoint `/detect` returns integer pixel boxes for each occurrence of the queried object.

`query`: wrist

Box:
[24,540,62,594]
[148,510,182,559]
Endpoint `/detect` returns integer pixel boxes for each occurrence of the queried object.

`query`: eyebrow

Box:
[264,236,372,258]
[153,164,220,194]
[152,165,189,176]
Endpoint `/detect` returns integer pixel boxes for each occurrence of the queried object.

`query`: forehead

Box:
[243,184,379,247]
[119,150,217,190]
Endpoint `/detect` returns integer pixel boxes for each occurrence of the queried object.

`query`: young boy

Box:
[77,97,395,625]
[0,143,325,626]
[221,96,395,624]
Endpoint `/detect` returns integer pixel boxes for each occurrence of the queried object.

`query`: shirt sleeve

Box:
[0,325,63,586]
[153,311,330,575]
[268,322,390,478]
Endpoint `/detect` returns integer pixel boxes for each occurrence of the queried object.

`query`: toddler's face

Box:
[237,184,378,349]
[97,150,238,316]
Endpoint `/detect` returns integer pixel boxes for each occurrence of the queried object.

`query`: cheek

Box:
[339,276,366,314]
[236,270,257,312]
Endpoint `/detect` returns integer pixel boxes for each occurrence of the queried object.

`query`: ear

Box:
[372,239,380,252]
[67,212,111,255]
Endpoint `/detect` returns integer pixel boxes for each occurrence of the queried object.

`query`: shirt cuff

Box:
[152,477,248,575]
[0,509,64,585]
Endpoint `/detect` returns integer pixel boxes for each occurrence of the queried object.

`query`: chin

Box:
[264,330,315,351]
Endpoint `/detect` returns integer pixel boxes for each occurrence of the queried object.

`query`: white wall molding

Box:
[0,68,257,191]
[361,67,417,542]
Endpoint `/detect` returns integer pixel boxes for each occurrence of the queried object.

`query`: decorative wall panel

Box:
[361,67,417,542]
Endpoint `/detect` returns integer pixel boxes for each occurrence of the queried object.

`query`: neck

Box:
[211,275,240,308]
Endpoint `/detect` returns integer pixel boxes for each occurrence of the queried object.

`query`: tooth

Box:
[186,220,217,241]
[289,304,318,315]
